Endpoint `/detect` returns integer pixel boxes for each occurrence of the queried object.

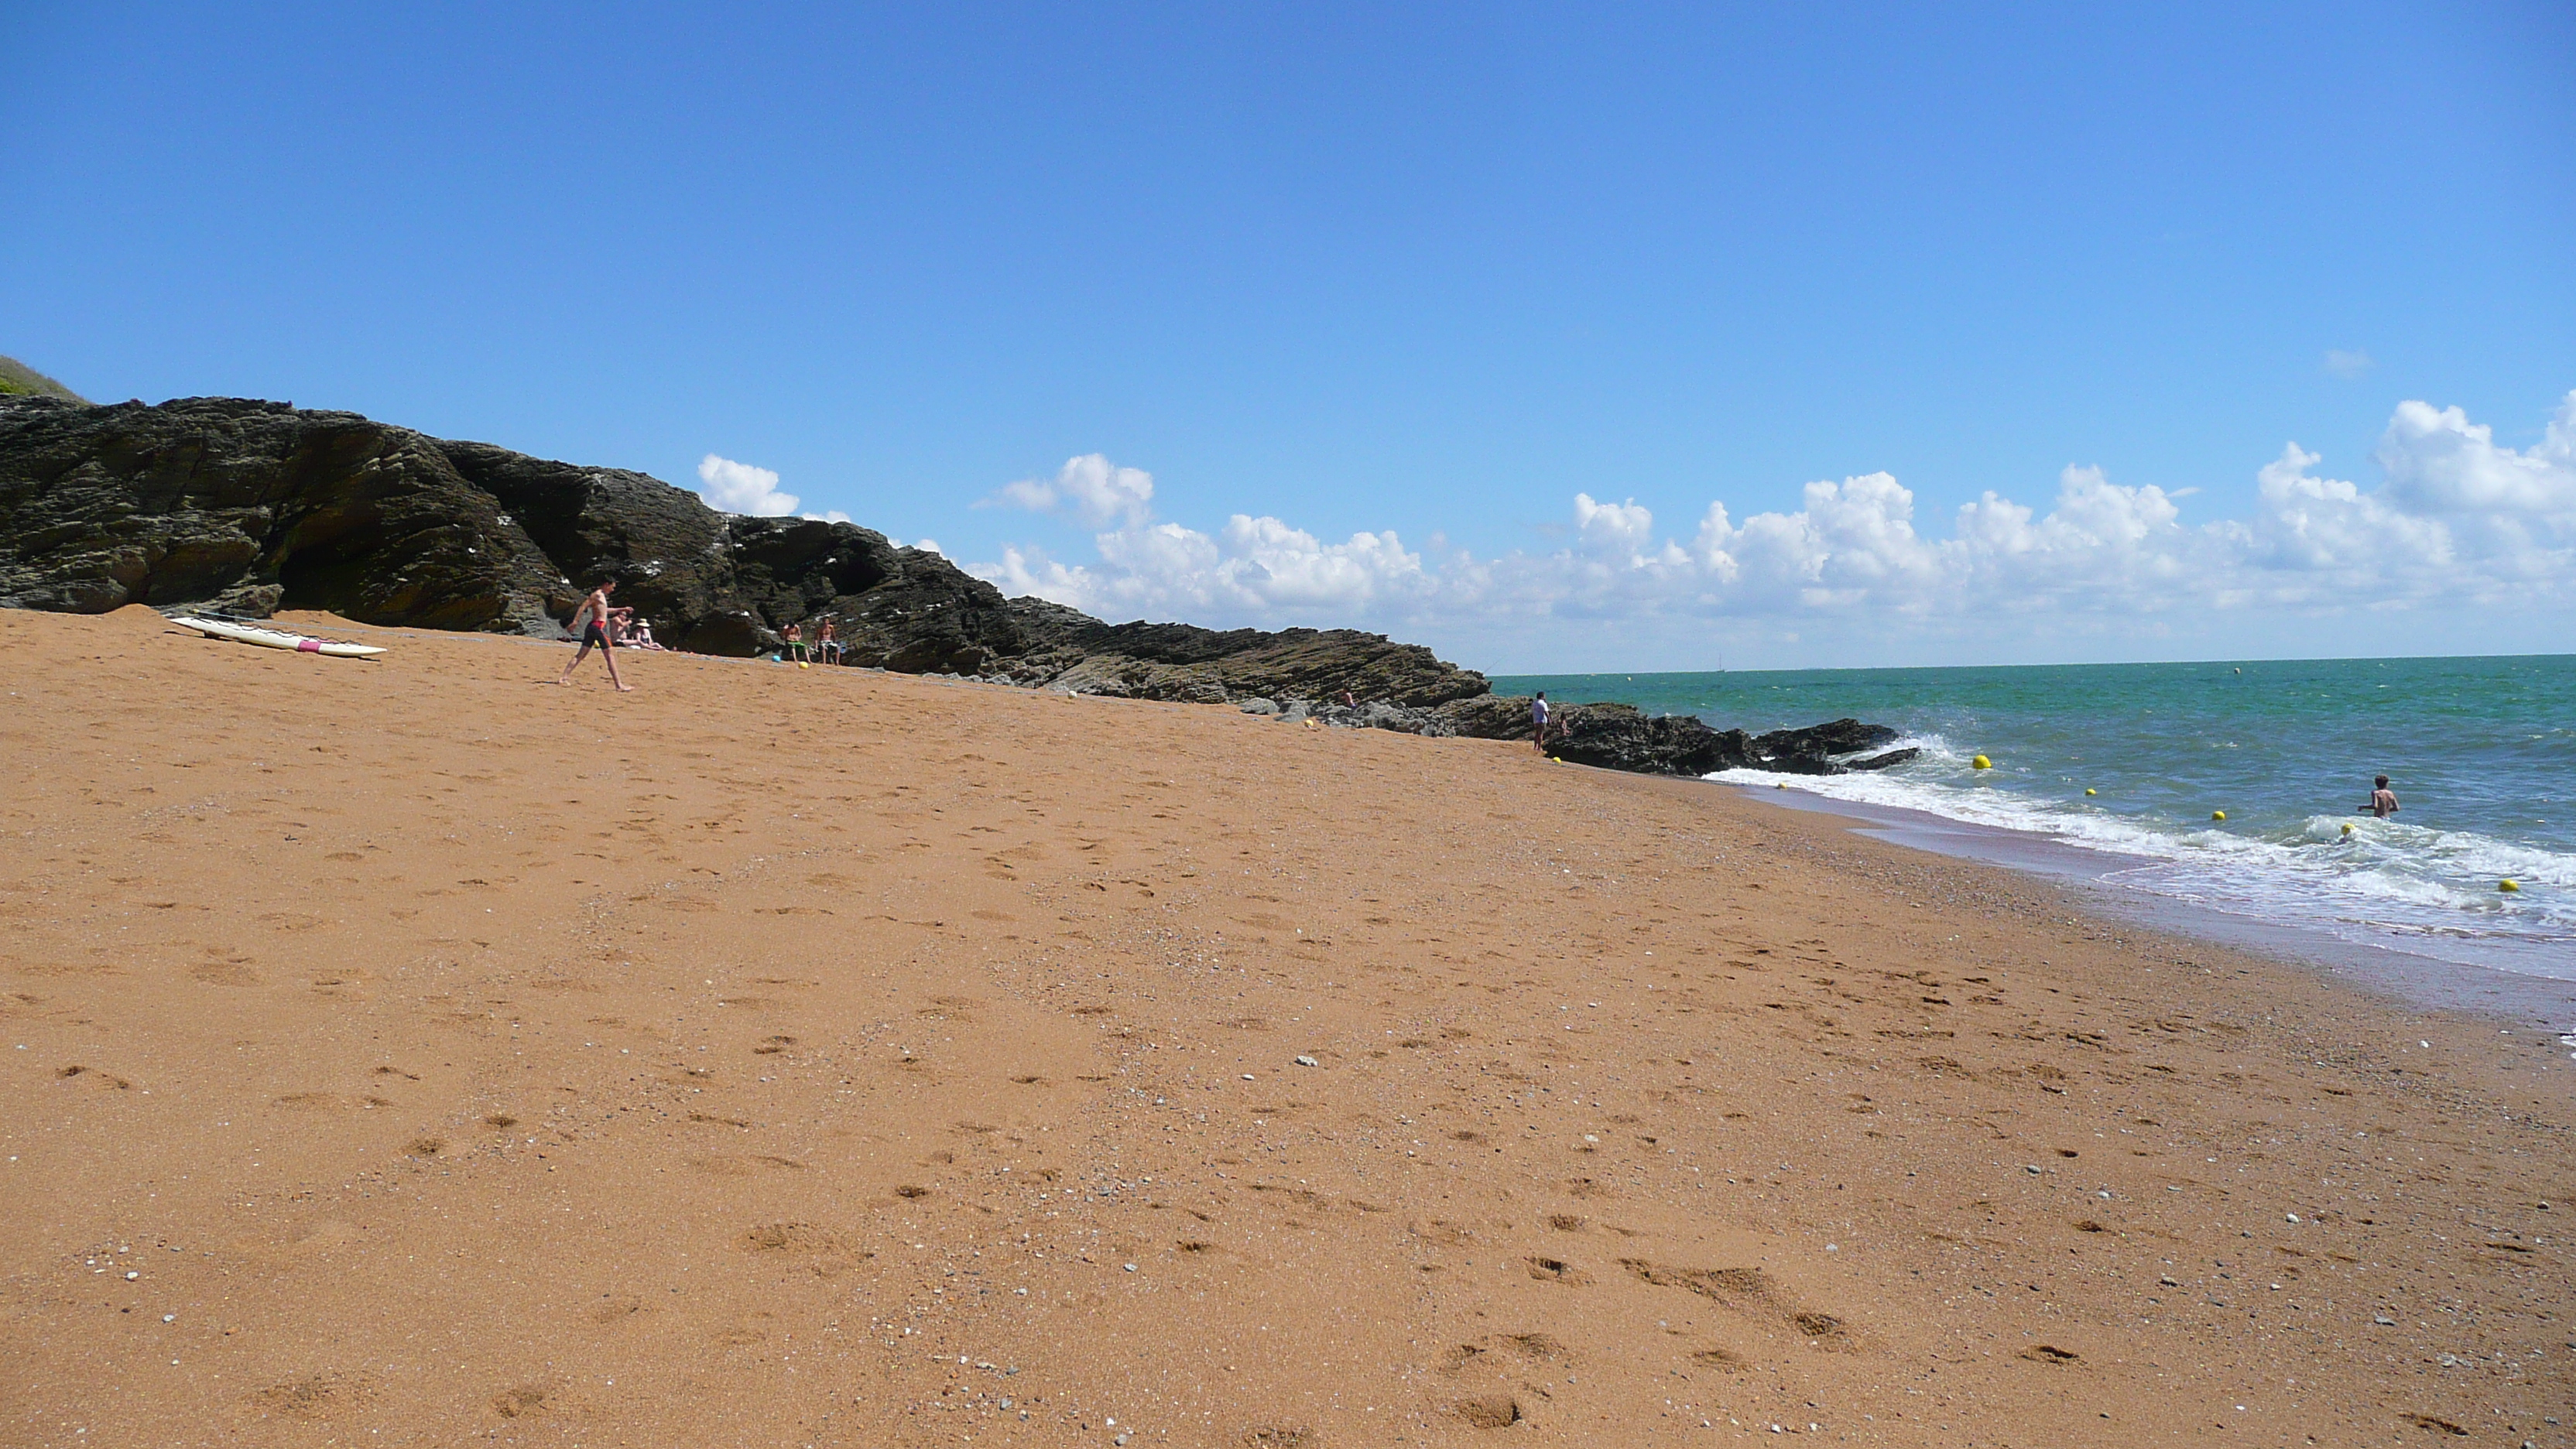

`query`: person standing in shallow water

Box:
[556,580,634,692]
[1532,691,1550,753]
[2360,775,2400,819]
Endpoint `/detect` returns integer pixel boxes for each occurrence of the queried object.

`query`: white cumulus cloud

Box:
[985,454,1156,527]
[964,393,2576,658]
[696,454,800,516]
[2375,396,2576,516]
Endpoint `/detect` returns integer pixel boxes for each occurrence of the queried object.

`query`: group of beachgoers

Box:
[554,580,846,690]
[779,619,842,666]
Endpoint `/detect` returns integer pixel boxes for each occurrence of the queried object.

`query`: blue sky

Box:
[5,2,2571,670]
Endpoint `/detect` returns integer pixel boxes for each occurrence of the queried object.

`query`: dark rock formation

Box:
[0,396,563,630]
[1751,718,1899,764]
[999,608,1487,708]
[1425,699,1912,778]
[1847,747,1920,771]
[1742,719,1903,775]
[1544,704,1759,776]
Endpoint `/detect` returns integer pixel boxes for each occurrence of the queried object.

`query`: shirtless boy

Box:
[2359,774,2399,819]
[556,580,635,691]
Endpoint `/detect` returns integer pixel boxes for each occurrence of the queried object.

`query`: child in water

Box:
[2358,775,2400,819]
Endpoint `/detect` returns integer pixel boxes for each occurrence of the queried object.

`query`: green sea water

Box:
[1494,656,2576,982]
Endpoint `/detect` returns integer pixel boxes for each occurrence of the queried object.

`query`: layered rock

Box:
[0,397,563,630]
[1420,697,1909,777]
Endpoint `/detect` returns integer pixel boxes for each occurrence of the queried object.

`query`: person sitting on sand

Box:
[632,618,659,650]
[2359,775,2400,819]
[783,622,805,665]
[817,618,841,665]
[1532,691,1550,753]
[556,580,635,692]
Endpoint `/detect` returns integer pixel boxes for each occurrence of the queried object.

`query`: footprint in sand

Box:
[1524,1255,1591,1285]
[251,1372,370,1420]
[1448,1396,1523,1428]
[1618,1259,1855,1348]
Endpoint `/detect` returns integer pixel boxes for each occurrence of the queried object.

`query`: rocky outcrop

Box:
[1420,697,1909,777]
[998,606,1488,708]
[0,396,564,631]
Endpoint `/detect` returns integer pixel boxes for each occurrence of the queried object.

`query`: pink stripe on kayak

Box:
[296,639,321,652]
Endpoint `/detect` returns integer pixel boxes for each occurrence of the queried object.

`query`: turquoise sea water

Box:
[1493,656,2576,982]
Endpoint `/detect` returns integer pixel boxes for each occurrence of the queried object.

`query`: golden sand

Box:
[3,605,2568,1445]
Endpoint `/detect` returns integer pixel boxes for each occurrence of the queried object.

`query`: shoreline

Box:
[1729,782,2576,1030]
[6,605,2570,1444]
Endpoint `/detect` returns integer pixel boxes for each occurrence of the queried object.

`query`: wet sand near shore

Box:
[3,605,2569,1447]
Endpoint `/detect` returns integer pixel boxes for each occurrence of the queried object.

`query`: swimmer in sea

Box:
[2357,774,2399,819]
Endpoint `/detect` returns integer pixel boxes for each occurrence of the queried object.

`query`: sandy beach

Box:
[3,605,2568,1447]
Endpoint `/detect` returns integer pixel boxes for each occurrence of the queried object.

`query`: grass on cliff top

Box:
[0,355,91,403]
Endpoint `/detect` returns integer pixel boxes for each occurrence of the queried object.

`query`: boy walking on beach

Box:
[557,581,635,692]
[1532,691,1550,753]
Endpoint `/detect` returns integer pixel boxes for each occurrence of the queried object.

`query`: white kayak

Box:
[170,615,386,658]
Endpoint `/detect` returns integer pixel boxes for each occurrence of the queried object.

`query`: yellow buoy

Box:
[1971,755,1992,770]
[2211,810,2227,821]
[2500,879,2520,893]
[1775,781,1787,789]
[2340,823,2355,836]
[2084,787,2097,796]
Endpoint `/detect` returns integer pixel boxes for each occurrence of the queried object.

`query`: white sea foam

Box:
[1711,756,2576,980]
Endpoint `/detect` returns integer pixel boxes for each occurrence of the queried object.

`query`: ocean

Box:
[1492,656,2576,985]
